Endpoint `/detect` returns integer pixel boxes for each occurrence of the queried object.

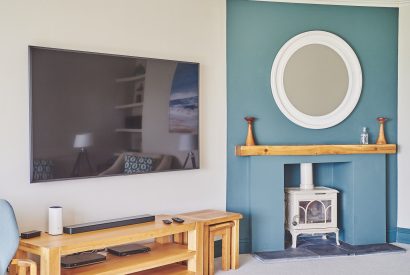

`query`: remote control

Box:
[162,219,172,225]
[21,230,41,239]
[171,217,185,224]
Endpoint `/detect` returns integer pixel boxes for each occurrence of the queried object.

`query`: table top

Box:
[19,215,197,255]
[178,209,242,225]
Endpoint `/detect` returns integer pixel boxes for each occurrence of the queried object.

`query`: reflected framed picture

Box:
[169,63,199,133]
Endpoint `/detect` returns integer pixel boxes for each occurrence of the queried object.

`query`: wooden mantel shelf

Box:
[235,144,397,156]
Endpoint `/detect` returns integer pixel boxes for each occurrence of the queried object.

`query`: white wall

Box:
[398,4,410,229]
[0,0,226,231]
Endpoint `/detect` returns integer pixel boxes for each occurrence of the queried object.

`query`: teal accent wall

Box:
[227,0,398,252]
[397,228,410,244]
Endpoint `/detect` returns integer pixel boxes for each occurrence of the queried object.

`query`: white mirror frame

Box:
[271,31,362,129]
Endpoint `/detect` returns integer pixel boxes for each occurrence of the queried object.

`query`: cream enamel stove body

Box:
[285,163,340,248]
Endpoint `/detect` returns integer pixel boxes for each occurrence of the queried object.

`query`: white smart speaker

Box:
[48,206,63,235]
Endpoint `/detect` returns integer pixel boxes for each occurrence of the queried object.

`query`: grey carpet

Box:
[214,243,410,275]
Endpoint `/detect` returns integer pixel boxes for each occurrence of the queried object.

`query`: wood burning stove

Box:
[285,163,340,248]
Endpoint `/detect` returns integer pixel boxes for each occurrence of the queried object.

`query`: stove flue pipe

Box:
[300,163,314,190]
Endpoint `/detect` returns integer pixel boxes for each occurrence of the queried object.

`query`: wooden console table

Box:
[16,215,203,275]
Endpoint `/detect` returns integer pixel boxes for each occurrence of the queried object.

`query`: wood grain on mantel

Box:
[235,144,397,156]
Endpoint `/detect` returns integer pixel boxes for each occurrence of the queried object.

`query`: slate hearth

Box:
[254,235,405,262]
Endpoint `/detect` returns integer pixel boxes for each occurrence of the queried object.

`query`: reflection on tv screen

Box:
[30,47,199,182]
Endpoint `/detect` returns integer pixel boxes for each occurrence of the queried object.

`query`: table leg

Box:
[222,227,231,271]
[231,219,240,270]
[40,247,60,275]
[174,233,184,244]
[155,235,172,244]
[184,231,188,245]
[196,223,204,275]
[203,224,209,275]
[208,230,215,275]
[9,249,28,275]
[188,222,203,275]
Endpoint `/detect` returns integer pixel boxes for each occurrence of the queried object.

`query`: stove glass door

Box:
[299,200,332,224]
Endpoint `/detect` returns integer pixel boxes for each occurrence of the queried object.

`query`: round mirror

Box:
[271,31,362,129]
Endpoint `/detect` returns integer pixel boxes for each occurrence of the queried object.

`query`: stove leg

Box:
[335,230,340,245]
[291,233,298,248]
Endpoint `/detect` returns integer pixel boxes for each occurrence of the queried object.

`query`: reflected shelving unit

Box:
[115,60,146,152]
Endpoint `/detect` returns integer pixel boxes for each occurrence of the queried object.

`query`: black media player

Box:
[61,253,106,269]
[107,243,151,256]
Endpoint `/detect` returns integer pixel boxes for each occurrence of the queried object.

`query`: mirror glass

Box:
[283,44,349,116]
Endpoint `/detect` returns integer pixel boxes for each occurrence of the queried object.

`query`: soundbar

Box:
[63,214,155,234]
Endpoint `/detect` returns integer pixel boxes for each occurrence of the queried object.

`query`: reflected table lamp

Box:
[179,134,198,169]
[71,133,94,177]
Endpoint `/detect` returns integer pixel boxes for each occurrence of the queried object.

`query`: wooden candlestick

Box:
[376,117,387,145]
[244,116,256,146]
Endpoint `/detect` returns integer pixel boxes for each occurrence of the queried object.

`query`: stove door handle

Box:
[292,215,299,226]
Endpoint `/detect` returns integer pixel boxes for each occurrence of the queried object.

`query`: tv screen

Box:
[30,46,199,183]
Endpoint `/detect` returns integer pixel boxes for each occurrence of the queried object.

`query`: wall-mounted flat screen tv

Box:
[30,46,199,183]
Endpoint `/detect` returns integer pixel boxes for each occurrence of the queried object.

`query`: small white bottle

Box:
[360,127,369,145]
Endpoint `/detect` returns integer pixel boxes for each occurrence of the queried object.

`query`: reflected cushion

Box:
[124,155,153,174]
[33,160,54,181]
